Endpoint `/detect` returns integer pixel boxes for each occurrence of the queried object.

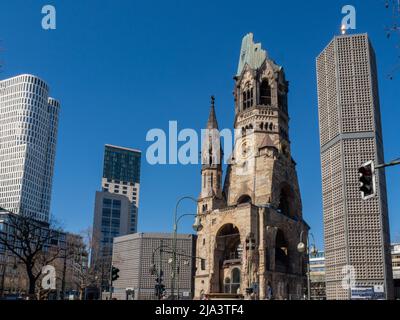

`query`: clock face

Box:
[236,138,254,163]
[241,142,250,159]
[234,137,256,176]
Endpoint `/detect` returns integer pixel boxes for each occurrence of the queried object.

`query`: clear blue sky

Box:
[1,0,399,249]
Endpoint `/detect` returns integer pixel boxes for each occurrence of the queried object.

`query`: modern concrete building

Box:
[111,233,196,300]
[0,74,60,223]
[391,243,400,299]
[316,33,393,299]
[91,192,132,291]
[309,251,326,300]
[91,145,141,291]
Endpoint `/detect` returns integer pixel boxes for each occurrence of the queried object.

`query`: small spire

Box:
[206,95,219,129]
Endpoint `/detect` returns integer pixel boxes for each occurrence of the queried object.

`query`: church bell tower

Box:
[194,33,308,300]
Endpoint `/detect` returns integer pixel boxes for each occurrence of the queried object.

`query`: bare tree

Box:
[81,227,108,294]
[59,233,89,300]
[0,211,65,298]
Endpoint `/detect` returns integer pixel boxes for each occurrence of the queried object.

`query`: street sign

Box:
[351,286,385,300]
[351,287,374,300]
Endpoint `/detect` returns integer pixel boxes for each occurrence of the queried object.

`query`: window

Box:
[102,208,111,217]
[278,84,288,113]
[242,85,253,110]
[260,80,271,106]
[224,269,241,294]
[113,200,121,208]
[103,198,112,208]
[237,195,252,205]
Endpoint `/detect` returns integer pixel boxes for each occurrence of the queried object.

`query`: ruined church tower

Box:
[194,33,309,300]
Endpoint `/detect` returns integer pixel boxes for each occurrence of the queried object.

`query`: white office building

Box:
[0,74,60,223]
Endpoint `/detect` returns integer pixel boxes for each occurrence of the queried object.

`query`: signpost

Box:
[351,286,385,300]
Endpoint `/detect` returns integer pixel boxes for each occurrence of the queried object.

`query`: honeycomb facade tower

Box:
[316,34,393,300]
[194,33,308,300]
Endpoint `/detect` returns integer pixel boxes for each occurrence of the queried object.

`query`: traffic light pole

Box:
[109,262,113,300]
[375,158,400,170]
[157,241,163,300]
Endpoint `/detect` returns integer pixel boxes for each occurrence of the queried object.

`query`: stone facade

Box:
[194,33,309,300]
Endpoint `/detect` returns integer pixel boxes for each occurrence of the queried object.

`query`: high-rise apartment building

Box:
[0,74,60,223]
[101,145,141,232]
[316,34,393,299]
[91,145,141,290]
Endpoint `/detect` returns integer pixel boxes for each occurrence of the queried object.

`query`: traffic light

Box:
[160,284,166,295]
[245,287,254,295]
[155,276,166,299]
[358,160,376,200]
[111,266,120,282]
[154,284,160,296]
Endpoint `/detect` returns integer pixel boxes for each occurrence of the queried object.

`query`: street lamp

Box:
[151,242,172,300]
[297,230,317,300]
[171,196,202,300]
[168,257,189,300]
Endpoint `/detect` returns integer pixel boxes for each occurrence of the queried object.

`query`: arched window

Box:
[278,84,288,113]
[242,85,253,110]
[237,195,252,205]
[277,184,296,219]
[278,189,291,217]
[260,80,271,106]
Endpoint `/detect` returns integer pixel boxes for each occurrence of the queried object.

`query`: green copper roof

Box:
[237,33,267,76]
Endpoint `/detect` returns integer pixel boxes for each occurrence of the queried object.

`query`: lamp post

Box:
[151,243,190,300]
[297,230,317,300]
[171,196,202,300]
[150,242,167,300]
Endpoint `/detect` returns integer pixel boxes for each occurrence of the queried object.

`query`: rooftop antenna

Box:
[341,24,347,35]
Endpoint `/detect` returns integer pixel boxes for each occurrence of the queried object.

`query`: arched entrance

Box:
[213,224,242,293]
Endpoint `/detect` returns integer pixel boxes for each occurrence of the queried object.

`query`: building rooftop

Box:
[105,144,142,154]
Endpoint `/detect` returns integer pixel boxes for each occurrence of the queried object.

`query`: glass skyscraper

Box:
[0,74,60,223]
